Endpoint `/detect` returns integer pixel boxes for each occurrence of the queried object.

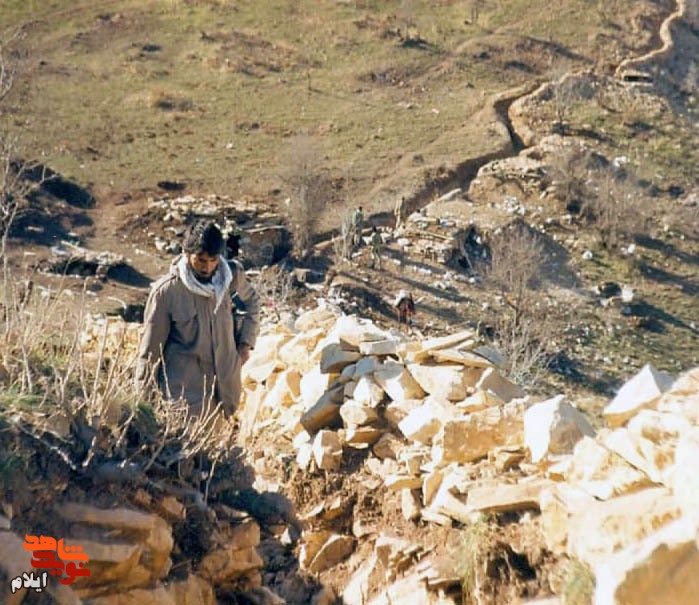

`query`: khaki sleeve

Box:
[232,261,260,349]
[135,284,171,384]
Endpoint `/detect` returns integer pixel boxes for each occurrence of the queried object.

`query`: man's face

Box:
[188,252,219,282]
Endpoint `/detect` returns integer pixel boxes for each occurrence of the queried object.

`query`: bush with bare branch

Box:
[0,28,53,257]
[467,0,487,23]
[0,275,239,504]
[583,168,648,249]
[278,135,329,258]
[248,264,294,321]
[481,221,555,384]
[546,144,592,214]
[332,209,355,264]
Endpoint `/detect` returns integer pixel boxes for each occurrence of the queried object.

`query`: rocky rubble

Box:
[240,304,699,604]
[140,194,289,266]
[12,305,697,604]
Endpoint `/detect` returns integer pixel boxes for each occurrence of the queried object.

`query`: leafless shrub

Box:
[467,0,487,23]
[583,169,648,249]
[551,76,575,134]
[278,135,328,257]
[332,209,354,264]
[398,0,417,30]
[0,273,237,482]
[0,29,53,257]
[546,145,592,214]
[249,265,293,321]
[482,222,555,384]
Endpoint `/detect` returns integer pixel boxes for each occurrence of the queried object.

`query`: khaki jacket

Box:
[136,258,260,415]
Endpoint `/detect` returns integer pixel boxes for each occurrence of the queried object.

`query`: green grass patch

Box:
[0,0,647,217]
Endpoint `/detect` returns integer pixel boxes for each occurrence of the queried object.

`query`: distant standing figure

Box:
[394,290,415,332]
[352,206,364,248]
[394,196,407,232]
[369,225,383,270]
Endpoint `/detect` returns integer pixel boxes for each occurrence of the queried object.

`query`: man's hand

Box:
[238,344,251,365]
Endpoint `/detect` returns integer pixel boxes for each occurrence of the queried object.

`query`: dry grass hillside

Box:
[0,0,677,218]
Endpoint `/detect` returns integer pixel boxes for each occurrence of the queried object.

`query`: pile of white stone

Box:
[242,304,699,604]
[79,314,142,363]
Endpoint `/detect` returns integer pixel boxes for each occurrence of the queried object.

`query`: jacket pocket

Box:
[171,309,199,347]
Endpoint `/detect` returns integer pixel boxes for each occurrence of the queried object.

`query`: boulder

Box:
[340,400,379,427]
[307,534,355,573]
[312,430,343,470]
[374,361,426,401]
[279,328,325,370]
[345,426,384,447]
[263,369,301,408]
[230,520,261,550]
[672,427,699,525]
[198,546,264,584]
[295,307,340,332]
[466,480,554,513]
[372,433,404,460]
[603,364,673,428]
[456,390,503,413]
[300,366,337,410]
[567,487,681,568]
[296,443,314,470]
[385,399,424,428]
[156,497,186,522]
[427,478,471,524]
[57,503,173,581]
[299,530,333,569]
[594,517,699,605]
[359,339,400,356]
[437,400,525,464]
[475,367,525,403]
[656,392,699,425]
[354,356,381,378]
[567,436,653,500]
[352,375,386,407]
[332,316,389,348]
[404,329,476,363]
[422,470,444,507]
[319,343,361,374]
[401,489,422,521]
[428,348,493,368]
[539,485,597,553]
[407,363,480,401]
[385,475,423,490]
[300,386,344,433]
[608,409,690,484]
[668,366,699,395]
[524,395,595,463]
[343,556,377,605]
[398,398,451,445]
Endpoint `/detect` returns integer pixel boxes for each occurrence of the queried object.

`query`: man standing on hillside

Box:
[136,220,260,417]
[369,225,383,270]
[394,196,407,232]
[352,206,364,249]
